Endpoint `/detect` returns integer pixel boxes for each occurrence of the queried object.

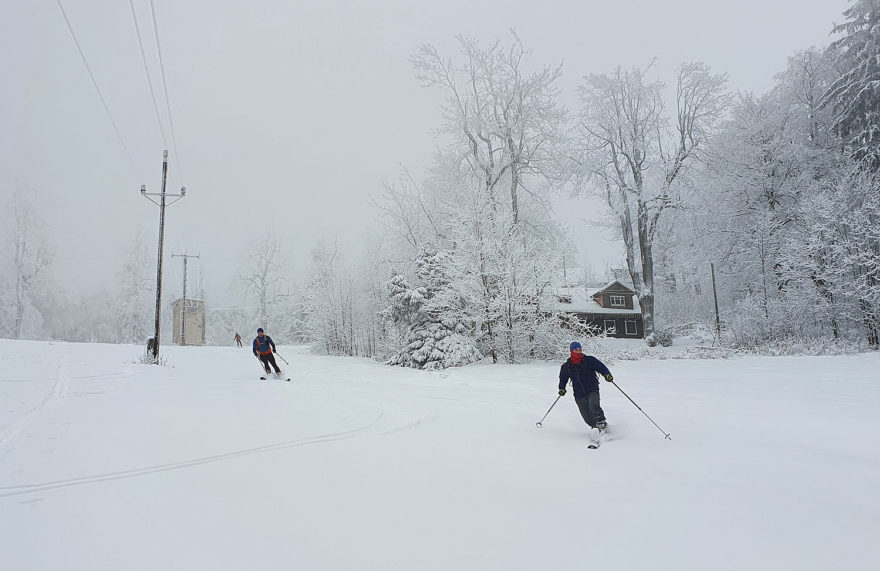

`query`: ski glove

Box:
[558,389,566,396]
[604,373,613,382]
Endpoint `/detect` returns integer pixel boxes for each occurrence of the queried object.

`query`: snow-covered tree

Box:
[301,239,381,357]
[376,160,585,365]
[781,48,838,150]
[629,40,862,348]
[5,191,54,339]
[576,62,729,338]
[115,233,154,344]
[40,290,115,343]
[205,306,252,346]
[386,249,483,369]
[403,34,577,363]
[412,31,566,225]
[236,233,292,333]
[824,0,880,168]
[371,169,442,253]
[800,170,880,346]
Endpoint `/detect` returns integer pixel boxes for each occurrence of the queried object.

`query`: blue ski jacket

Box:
[559,356,611,398]
[253,335,276,356]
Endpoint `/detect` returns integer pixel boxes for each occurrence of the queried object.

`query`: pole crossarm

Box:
[141,188,185,206]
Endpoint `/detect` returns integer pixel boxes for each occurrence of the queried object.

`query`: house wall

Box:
[580,313,644,339]
[593,288,636,311]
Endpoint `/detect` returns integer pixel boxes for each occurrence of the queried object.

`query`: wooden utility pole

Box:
[171,252,199,345]
[141,150,186,363]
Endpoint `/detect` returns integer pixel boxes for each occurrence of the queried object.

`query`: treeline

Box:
[3,1,877,360]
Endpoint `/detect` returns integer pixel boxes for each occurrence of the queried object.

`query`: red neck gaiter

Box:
[570,351,584,364]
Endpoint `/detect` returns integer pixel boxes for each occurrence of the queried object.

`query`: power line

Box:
[54,0,135,168]
[128,0,167,148]
[148,0,184,183]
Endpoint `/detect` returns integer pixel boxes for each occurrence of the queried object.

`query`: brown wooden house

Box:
[556,280,644,339]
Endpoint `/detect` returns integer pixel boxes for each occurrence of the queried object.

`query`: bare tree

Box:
[371,168,443,253]
[577,62,729,336]
[412,31,566,224]
[237,234,291,330]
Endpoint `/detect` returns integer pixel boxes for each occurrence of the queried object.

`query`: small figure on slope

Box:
[558,341,614,442]
[253,328,282,376]
[234,332,243,347]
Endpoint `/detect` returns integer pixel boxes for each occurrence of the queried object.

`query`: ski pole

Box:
[274,352,289,365]
[255,355,269,375]
[535,395,562,428]
[610,381,671,440]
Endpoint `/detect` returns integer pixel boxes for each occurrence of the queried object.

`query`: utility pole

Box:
[141,150,186,363]
[171,252,199,345]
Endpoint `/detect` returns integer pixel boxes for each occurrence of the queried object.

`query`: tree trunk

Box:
[475,218,497,364]
[861,299,879,347]
[759,238,770,328]
[636,200,655,337]
[509,142,519,225]
[609,180,642,295]
[14,275,25,340]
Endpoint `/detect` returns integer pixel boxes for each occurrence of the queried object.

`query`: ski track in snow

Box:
[0,353,71,451]
[379,414,441,435]
[0,412,385,498]
[1,343,879,571]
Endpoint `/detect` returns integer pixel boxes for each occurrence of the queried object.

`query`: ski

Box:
[260,376,291,382]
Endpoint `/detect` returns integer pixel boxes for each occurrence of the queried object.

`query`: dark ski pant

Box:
[575,390,606,428]
[259,353,281,373]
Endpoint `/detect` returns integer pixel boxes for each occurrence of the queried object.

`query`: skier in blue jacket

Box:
[559,341,613,432]
[253,328,282,375]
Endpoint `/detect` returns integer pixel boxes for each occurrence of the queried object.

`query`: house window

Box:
[625,320,637,336]
[604,320,616,334]
[610,295,626,307]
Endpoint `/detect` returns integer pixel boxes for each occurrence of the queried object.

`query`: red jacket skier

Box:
[253,328,281,375]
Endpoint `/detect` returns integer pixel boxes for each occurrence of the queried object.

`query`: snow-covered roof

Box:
[555,284,641,315]
[597,280,636,295]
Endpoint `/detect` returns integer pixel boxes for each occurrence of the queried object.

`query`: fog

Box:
[1,0,848,306]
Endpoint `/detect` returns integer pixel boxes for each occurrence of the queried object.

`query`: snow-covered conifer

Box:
[824,0,880,168]
[386,250,483,370]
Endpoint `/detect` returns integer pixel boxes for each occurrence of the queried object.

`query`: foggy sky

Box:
[1,0,850,305]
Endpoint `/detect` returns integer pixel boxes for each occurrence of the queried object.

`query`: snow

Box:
[1,340,878,570]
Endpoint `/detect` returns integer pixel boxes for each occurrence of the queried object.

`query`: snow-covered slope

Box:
[1,340,877,570]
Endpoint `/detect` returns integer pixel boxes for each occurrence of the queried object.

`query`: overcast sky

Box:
[1,0,850,305]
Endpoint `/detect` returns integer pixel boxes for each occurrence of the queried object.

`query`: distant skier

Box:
[234,332,243,347]
[253,328,282,375]
[558,341,613,434]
